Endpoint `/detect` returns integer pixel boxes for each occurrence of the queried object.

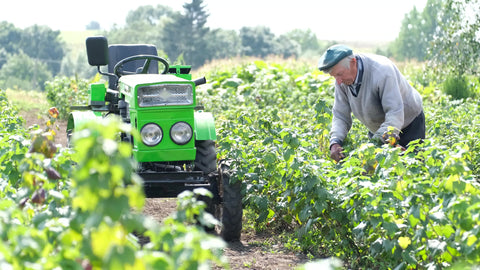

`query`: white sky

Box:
[1,0,427,42]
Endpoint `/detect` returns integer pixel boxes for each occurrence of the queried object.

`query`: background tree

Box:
[428,0,480,99]
[18,25,65,76]
[0,21,22,69]
[106,5,173,45]
[161,0,210,67]
[85,21,100,30]
[104,2,326,68]
[274,34,300,58]
[284,29,323,57]
[125,5,174,26]
[389,0,441,61]
[0,51,52,90]
[205,29,241,60]
[239,26,276,58]
[429,0,480,77]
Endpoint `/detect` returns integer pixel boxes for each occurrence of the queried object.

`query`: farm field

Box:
[4,89,309,269]
[2,57,480,269]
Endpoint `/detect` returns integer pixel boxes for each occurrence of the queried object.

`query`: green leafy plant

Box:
[197,59,480,268]
[0,97,227,269]
[442,75,471,100]
[44,75,98,120]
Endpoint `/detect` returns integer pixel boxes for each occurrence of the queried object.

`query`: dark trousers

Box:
[398,111,425,147]
[368,111,426,147]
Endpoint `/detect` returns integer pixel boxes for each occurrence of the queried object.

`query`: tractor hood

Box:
[118,74,191,87]
[118,74,196,108]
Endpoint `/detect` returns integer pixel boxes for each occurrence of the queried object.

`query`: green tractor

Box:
[67,36,242,241]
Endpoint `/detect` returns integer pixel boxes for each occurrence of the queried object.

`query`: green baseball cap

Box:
[318,44,353,72]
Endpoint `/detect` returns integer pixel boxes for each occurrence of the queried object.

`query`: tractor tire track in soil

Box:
[22,110,308,269]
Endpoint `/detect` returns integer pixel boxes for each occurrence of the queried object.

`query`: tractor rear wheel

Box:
[217,162,242,242]
[194,141,242,241]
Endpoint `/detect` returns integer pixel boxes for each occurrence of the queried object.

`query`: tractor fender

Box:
[194,111,217,141]
[67,110,103,132]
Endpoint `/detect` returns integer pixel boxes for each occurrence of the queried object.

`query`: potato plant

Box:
[44,75,96,120]
[197,60,480,269]
[0,89,227,269]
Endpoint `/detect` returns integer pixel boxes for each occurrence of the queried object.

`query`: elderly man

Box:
[318,44,425,162]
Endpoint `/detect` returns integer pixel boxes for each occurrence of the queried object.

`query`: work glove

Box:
[330,143,345,162]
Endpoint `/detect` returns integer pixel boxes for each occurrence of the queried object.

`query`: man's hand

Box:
[330,143,345,162]
[381,131,406,150]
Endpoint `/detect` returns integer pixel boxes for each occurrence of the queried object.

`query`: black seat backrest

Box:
[108,44,158,89]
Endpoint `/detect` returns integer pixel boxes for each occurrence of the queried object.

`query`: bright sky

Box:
[1,0,427,42]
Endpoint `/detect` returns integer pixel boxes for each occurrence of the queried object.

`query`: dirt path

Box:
[22,111,308,269]
[19,108,68,147]
[144,198,308,269]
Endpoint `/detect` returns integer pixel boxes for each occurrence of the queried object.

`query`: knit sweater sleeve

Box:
[330,84,352,146]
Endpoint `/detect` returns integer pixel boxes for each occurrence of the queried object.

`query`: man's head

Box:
[318,44,357,86]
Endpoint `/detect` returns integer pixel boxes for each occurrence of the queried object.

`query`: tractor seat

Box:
[107,44,158,89]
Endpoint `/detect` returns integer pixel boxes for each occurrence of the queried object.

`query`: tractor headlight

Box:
[170,122,193,145]
[141,123,163,146]
[138,84,193,107]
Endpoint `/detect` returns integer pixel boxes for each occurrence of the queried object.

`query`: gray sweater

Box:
[330,53,423,145]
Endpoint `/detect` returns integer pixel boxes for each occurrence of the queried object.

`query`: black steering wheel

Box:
[113,55,169,77]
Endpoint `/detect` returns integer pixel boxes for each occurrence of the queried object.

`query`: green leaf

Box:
[401,251,417,265]
[264,152,276,164]
[105,245,136,268]
[282,148,294,162]
[398,236,411,249]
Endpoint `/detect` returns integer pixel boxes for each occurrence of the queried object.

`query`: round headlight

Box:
[170,122,193,145]
[141,123,163,146]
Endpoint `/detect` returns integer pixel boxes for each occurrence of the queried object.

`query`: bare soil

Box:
[144,198,309,269]
[19,108,68,147]
[22,110,308,270]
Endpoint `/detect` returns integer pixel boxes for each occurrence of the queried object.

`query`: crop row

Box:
[198,60,480,269]
[0,89,227,269]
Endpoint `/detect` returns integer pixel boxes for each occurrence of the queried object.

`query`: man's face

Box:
[329,58,357,86]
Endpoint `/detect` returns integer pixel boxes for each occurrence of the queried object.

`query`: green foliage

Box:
[44,75,94,120]
[0,51,53,91]
[108,5,174,46]
[70,117,227,269]
[389,0,441,61]
[161,0,210,67]
[0,21,22,69]
[107,0,324,68]
[0,23,65,90]
[240,26,277,58]
[0,23,64,75]
[0,89,28,184]
[18,25,65,76]
[0,99,227,269]
[392,0,480,86]
[429,0,480,77]
[205,29,242,59]
[197,59,480,268]
[442,75,471,99]
[0,89,25,131]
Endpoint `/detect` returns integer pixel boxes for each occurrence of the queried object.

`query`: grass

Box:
[60,30,101,58]
[5,89,50,113]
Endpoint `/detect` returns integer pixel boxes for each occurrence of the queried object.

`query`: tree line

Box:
[105,0,326,67]
[387,0,479,78]
[0,0,478,91]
